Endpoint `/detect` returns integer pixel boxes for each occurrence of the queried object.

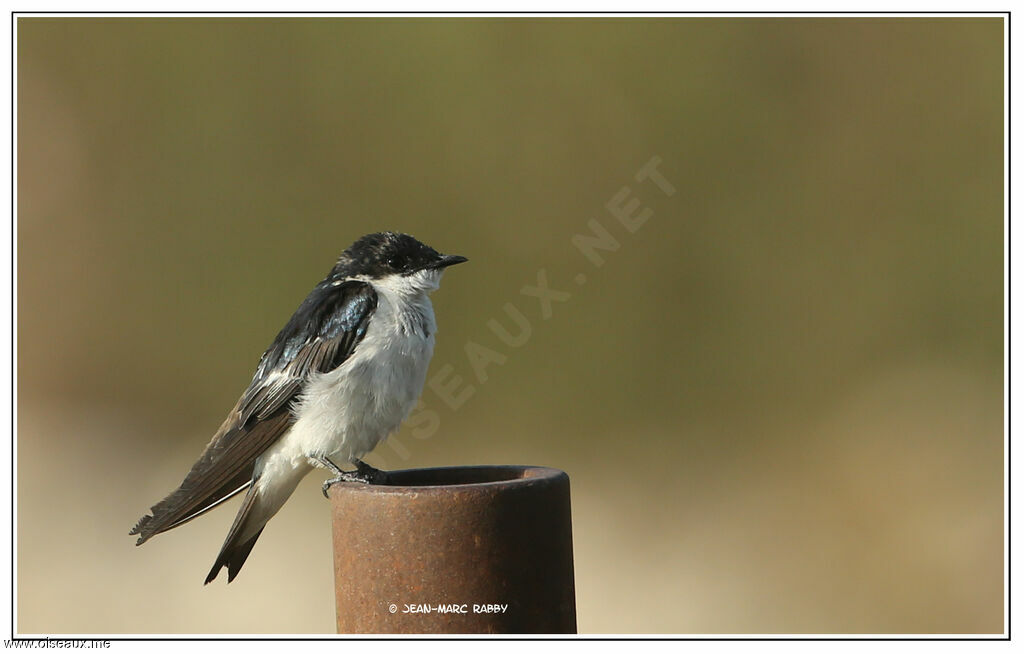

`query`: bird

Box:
[129,231,467,584]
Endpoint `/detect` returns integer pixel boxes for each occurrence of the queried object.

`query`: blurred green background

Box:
[17,17,1003,634]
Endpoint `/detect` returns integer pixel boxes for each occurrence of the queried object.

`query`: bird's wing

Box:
[237,279,379,425]
[130,280,378,544]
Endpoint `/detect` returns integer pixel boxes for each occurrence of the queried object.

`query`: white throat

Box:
[366,268,445,297]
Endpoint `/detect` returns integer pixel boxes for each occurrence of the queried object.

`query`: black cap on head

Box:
[334,232,466,278]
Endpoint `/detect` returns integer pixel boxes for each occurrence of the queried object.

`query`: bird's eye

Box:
[388,255,406,269]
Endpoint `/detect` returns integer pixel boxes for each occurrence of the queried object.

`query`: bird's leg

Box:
[353,458,389,485]
[315,455,370,498]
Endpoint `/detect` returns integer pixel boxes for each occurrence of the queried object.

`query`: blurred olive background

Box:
[17,17,1003,634]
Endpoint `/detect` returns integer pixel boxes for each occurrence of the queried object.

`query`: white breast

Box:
[256,280,437,479]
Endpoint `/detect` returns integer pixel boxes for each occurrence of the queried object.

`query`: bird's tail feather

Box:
[204,466,305,584]
[205,485,265,584]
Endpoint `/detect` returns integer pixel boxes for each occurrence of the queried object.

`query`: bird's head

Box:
[334,231,467,295]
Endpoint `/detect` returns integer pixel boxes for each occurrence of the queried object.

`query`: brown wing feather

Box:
[129,404,291,545]
[130,337,363,545]
[129,280,377,547]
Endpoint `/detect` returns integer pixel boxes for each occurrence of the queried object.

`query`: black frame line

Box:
[7,9,1012,643]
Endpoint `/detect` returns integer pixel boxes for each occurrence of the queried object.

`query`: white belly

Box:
[256,291,436,479]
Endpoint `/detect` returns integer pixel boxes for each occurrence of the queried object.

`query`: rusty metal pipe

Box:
[329,465,576,634]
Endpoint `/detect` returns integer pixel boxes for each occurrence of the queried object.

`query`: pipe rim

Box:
[327,464,567,494]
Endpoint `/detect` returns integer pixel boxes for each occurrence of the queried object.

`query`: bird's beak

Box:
[431,254,468,269]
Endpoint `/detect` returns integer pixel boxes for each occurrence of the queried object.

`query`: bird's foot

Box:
[316,456,388,498]
[321,470,369,497]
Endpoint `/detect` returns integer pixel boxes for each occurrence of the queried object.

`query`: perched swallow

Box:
[130,232,467,584]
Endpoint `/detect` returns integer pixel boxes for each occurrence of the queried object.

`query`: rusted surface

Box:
[330,465,576,634]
